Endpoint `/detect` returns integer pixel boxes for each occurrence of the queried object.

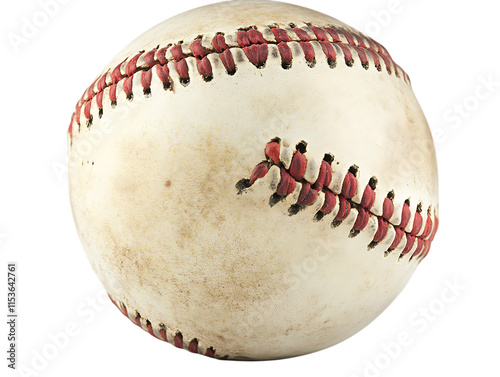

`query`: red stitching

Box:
[109,84,118,104]
[277,42,293,68]
[219,49,236,75]
[141,69,153,95]
[170,44,187,60]
[123,76,134,100]
[300,41,316,63]
[68,24,408,137]
[190,39,211,58]
[175,59,190,84]
[319,41,337,67]
[325,27,341,42]
[125,52,142,76]
[212,33,228,52]
[236,139,438,261]
[157,47,168,65]
[143,49,157,67]
[111,63,125,83]
[155,64,171,89]
[272,28,291,42]
[310,26,329,41]
[244,43,269,67]
[108,294,223,358]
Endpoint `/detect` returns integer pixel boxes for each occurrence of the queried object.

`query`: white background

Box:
[1,0,498,376]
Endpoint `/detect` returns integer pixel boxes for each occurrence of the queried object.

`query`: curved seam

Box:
[236,138,438,262]
[68,24,409,138]
[108,294,226,359]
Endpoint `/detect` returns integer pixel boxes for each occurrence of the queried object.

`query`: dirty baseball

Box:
[68,0,439,360]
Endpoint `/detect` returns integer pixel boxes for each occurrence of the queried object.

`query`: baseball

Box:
[68,0,439,360]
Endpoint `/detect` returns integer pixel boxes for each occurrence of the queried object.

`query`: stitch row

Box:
[109,295,224,358]
[236,139,438,261]
[68,24,409,138]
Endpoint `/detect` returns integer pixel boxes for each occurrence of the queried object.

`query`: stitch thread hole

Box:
[86,116,93,128]
[349,229,360,238]
[368,241,378,250]
[295,141,307,153]
[306,59,316,68]
[349,165,359,176]
[134,311,142,325]
[270,137,281,144]
[387,190,395,201]
[98,108,103,119]
[180,78,190,86]
[368,177,378,190]
[323,153,334,164]
[163,82,171,91]
[345,59,354,67]
[269,193,284,207]
[235,179,251,194]
[203,74,214,82]
[328,59,336,69]
[238,26,257,32]
[314,211,325,221]
[143,87,152,97]
[404,198,411,206]
[282,61,292,70]
[126,93,134,101]
[331,220,342,228]
[416,203,422,213]
[205,347,216,358]
[288,204,303,216]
